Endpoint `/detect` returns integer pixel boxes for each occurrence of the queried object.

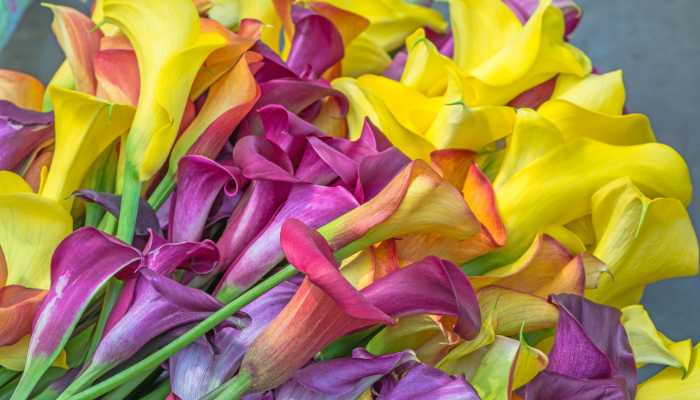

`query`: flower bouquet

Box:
[0,0,697,399]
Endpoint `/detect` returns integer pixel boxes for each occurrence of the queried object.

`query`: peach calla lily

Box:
[0,70,45,111]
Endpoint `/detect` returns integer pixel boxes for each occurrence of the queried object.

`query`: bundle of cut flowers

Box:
[0,0,697,399]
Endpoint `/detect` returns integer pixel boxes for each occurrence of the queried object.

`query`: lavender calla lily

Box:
[0,100,53,172]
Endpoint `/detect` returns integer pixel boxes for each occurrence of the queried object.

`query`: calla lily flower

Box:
[0,69,45,111]
[521,294,636,400]
[449,0,591,105]
[204,0,283,55]
[0,101,53,172]
[621,304,692,372]
[239,219,481,392]
[538,70,656,145]
[585,178,698,308]
[39,87,134,209]
[470,138,692,272]
[93,48,140,106]
[102,0,226,181]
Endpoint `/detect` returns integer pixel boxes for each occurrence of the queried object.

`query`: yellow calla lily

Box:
[340,35,393,78]
[331,77,434,160]
[0,174,72,290]
[207,0,282,53]
[102,0,226,181]
[450,0,590,105]
[585,178,698,308]
[40,86,134,209]
[621,304,692,371]
[366,314,454,365]
[472,138,692,272]
[400,28,454,97]
[538,70,655,145]
[637,343,700,400]
[437,314,496,374]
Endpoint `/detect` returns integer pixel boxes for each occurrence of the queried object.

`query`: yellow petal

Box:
[512,332,548,390]
[621,304,692,371]
[0,171,33,195]
[474,138,692,271]
[340,35,392,77]
[356,74,442,135]
[322,0,446,52]
[0,69,45,111]
[550,70,626,114]
[331,77,434,160]
[366,315,452,364]
[450,0,590,105]
[0,336,67,371]
[493,108,562,188]
[468,336,521,399]
[424,69,515,151]
[207,0,282,53]
[400,28,454,97]
[40,86,135,208]
[585,178,698,308]
[538,99,655,145]
[637,344,700,400]
[0,193,72,290]
[103,0,226,180]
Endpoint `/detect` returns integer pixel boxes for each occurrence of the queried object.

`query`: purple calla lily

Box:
[0,100,53,171]
[520,294,636,399]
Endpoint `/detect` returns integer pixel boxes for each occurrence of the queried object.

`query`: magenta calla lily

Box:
[0,100,53,171]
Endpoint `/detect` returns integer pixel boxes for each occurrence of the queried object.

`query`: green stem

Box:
[140,380,170,400]
[147,173,175,210]
[102,367,159,400]
[68,265,298,400]
[86,280,124,361]
[116,163,142,244]
[203,370,251,400]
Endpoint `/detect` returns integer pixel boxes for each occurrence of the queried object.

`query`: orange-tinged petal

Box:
[430,149,477,190]
[0,286,46,346]
[94,49,140,106]
[309,1,369,47]
[0,69,45,111]
[45,4,102,95]
[463,163,507,247]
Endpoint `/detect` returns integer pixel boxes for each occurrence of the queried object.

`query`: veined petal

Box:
[585,178,698,308]
[13,228,140,397]
[45,4,102,94]
[366,315,453,365]
[476,286,559,336]
[73,190,160,236]
[376,362,480,400]
[40,86,134,209]
[621,304,691,371]
[286,6,344,80]
[472,138,692,271]
[0,70,45,111]
[102,0,226,180]
[341,35,392,77]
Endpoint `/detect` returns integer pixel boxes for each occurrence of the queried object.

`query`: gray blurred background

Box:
[1,0,698,373]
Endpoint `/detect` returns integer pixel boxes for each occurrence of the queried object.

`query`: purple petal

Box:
[169,156,245,242]
[251,42,298,83]
[216,184,359,295]
[233,136,298,182]
[144,240,219,276]
[24,228,140,387]
[257,78,348,117]
[74,190,161,236]
[216,180,291,267]
[377,363,480,400]
[89,269,237,374]
[286,6,344,80]
[169,280,299,400]
[0,100,53,171]
[362,257,481,340]
[522,294,636,399]
[259,104,325,162]
[276,349,415,400]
